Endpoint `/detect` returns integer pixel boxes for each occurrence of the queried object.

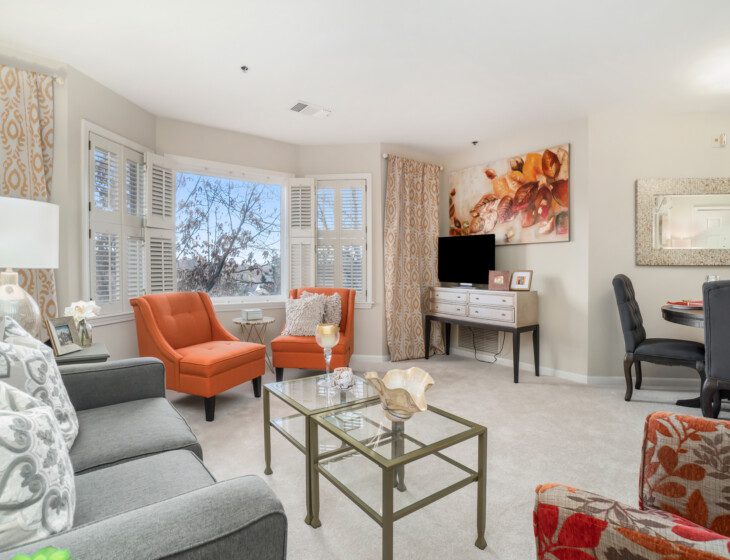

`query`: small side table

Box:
[54,342,110,366]
[233,316,275,373]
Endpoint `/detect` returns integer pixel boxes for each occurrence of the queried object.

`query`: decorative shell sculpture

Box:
[364,367,435,421]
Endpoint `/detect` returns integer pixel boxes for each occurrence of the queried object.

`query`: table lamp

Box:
[315,323,340,387]
[0,196,60,338]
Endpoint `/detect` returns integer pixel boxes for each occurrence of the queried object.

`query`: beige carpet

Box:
[167,355,717,560]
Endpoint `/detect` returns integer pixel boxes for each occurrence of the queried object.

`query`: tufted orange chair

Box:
[130,291,265,421]
[271,288,355,381]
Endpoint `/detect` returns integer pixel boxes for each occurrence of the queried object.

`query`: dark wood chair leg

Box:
[532,326,540,376]
[513,332,520,384]
[634,361,642,390]
[623,354,634,401]
[701,378,720,418]
[252,376,262,398]
[204,396,216,422]
[275,368,284,382]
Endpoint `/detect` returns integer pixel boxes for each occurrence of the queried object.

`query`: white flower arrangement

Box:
[64,300,101,326]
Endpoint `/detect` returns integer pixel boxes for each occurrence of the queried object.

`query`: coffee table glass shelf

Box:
[311,401,488,560]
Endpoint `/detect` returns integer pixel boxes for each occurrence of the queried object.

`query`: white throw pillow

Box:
[282,295,326,336]
[0,317,79,449]
[301,291,342,327]
[0,381,76,548]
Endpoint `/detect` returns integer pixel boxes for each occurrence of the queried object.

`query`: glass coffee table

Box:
[263,374,379,525]
[310,400,488,560]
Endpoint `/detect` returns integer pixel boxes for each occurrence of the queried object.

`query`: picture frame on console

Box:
[46,316,82,356]
[488,270,510,290]
[510,270,533,291]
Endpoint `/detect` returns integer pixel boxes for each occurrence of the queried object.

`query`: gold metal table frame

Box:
[310,401,488,560]
[262,375,379,526]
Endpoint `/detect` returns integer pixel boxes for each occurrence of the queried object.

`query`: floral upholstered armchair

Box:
[534,412,730,559]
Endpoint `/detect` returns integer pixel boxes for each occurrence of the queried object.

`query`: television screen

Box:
[437,235,495,285]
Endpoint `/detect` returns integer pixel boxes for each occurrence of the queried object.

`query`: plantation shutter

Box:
[145,153,176,230]
[287,178,315,290]
[146,228,176,294]
[144,152,176,294]
[314,179,367,301]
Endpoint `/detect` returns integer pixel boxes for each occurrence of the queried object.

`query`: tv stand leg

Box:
[444,322,451,355]
[424,318,431,359]
[513,332,520,383]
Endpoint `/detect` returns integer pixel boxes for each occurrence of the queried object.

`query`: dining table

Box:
[661,304,705,407]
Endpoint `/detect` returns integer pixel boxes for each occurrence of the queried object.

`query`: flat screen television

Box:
[437,234,495,285]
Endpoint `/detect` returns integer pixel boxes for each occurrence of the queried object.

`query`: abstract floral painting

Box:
[448,144,570,245]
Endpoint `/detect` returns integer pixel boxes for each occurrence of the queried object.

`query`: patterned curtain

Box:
[0,65,58,324]
[384,155,444,361]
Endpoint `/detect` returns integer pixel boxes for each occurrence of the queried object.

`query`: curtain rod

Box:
[0,54,66,85]
[382,153,443,171]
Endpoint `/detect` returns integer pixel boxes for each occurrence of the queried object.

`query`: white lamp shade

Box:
[0,196,59,269]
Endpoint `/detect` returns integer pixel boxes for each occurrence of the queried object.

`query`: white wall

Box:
[587,112,730,381]
[298,143,386,357]
[440,120,590,377]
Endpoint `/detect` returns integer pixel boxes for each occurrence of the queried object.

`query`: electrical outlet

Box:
[713,132,727,148]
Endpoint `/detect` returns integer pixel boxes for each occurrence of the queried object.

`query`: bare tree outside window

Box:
[176,172,282,297]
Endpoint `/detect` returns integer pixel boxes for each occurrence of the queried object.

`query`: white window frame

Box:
[306,173,374,308]
[169,155,293,306]
[81,120,153,318]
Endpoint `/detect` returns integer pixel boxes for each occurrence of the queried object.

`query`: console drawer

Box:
[469,292,515,307]
[430,301,467,316]
[468,306,515,323]
[432,288,467,303]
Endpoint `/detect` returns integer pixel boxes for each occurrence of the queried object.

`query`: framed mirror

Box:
[636,178,730,266]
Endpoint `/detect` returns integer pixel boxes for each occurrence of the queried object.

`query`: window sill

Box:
[91,299,376,326]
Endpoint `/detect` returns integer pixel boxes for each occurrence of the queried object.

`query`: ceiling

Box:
[1,0,729,154]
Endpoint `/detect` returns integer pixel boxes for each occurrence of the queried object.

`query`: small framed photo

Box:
[45,317,82,356]
[510,270,533,291]
[488,270,511,291]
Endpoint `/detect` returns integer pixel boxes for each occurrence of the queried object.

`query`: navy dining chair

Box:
[700,280,730,418]
[612,274,705,401]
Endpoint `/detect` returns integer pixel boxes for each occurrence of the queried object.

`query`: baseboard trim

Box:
[449,348,700,389]
[351,353,390,363]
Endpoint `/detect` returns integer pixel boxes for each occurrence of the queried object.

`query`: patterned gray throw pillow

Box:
[282,295,326,336]
[301,291,342,327]
[0,317,79,449]
[0,381,76,547]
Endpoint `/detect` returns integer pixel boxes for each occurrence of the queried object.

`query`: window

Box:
[88,132,146,315]
[315,178,368,300]
[175,171,283,299]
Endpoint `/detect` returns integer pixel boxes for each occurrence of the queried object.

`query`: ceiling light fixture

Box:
[240,65,249,73]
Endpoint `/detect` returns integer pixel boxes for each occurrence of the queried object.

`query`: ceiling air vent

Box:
[289,101,332,119]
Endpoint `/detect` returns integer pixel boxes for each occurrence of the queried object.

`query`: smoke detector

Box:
[289,101,332,119]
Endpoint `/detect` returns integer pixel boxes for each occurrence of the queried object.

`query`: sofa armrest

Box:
[640,412,730,534]
[534,483,730,559]
[3,476,287,560]
[60,358,166,411]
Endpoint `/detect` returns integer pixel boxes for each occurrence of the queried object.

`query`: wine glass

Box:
[315,323,340,387]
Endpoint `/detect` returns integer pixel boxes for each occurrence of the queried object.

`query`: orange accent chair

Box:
[130,291,265,421]
[271,288,355,381]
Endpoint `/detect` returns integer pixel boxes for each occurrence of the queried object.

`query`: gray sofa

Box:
[2,358,287,559]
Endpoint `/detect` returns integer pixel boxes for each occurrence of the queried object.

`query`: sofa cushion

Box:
[271,335,350,354]
[74,449,214,526]
[70,398,201,474]
[0,382,76,549]
[178,341,265,377]
[0,317,79,448]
